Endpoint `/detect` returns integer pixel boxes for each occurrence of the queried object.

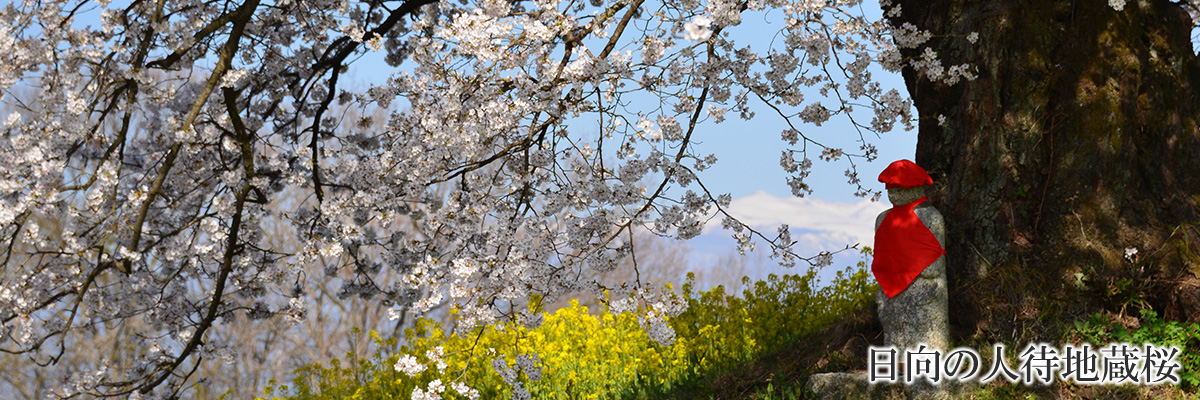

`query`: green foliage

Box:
[262,248,878,400]
[670,249,876,376]
[1068,309,1200,389]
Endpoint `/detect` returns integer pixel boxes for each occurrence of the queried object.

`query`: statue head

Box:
[886,185,926,205]
[878,159,933,206]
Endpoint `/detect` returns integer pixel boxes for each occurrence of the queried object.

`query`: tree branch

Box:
[129,0,259,254]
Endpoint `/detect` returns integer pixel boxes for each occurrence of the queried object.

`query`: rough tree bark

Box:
[888,0,1200,341]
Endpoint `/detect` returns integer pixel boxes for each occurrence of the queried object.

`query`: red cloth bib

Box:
[872,196,945,298]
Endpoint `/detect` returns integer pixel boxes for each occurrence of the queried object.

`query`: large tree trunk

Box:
[888,0,1200,342]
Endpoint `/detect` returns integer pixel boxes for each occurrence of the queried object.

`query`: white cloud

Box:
[706,190,889,250]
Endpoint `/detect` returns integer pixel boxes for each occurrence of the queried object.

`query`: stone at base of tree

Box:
[804,372,976,400]
[804,372,903,400]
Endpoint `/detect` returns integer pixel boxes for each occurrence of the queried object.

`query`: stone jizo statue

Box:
[872,159,950,363]
[803,160,955,399]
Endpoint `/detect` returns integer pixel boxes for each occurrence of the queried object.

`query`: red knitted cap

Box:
[878,159,933,189]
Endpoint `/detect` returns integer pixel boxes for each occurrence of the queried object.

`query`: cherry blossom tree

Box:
[0,0,933,397]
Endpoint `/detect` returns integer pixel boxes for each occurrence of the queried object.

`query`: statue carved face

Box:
[886,185,926,206]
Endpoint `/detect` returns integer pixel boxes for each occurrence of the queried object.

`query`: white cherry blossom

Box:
[0,0,975,396]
